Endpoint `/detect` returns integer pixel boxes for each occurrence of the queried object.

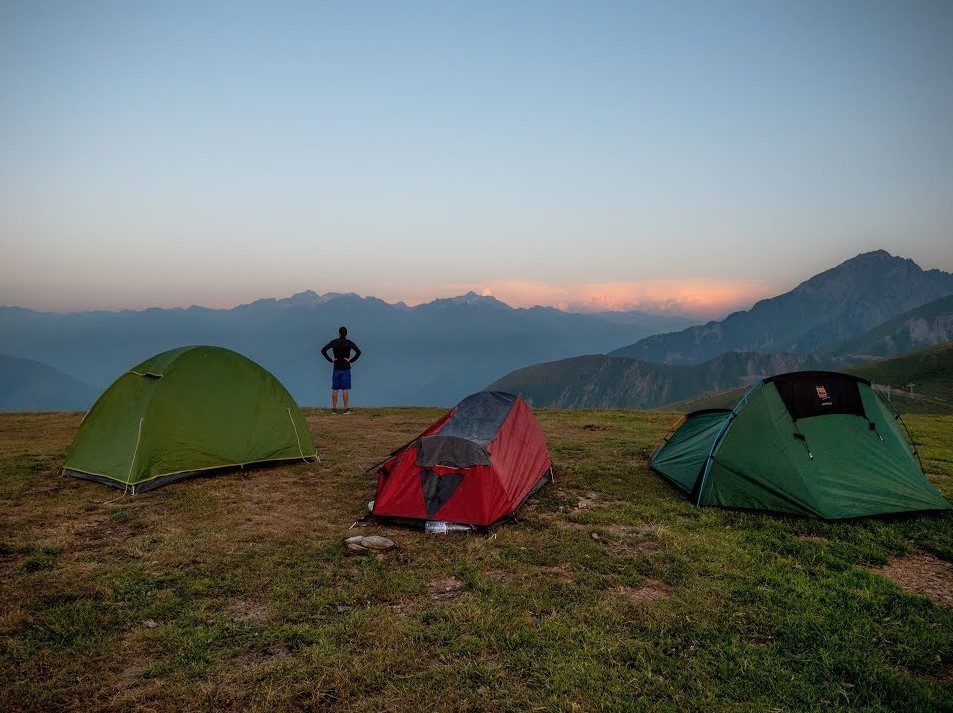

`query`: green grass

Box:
[1,409,951,711]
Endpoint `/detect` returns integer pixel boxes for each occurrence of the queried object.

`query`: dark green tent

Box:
[64,346,316,493]
[649,371,951,519]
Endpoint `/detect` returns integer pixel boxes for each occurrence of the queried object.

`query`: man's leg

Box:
[331,370,344,412]
[341,370,352,412]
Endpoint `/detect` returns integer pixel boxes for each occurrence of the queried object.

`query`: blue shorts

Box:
[331,369,352,390]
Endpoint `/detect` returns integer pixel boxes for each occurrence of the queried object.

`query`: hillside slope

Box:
[661,342,953,415]
[826,295,953,360]
[488,351,827,409]
[611,251,953,365]
[0,354,98,411]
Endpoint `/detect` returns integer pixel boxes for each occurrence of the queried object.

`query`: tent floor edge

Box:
[63,456,317,494]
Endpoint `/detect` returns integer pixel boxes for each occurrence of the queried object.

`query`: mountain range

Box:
[610,250,953,364]
[489,252,953,409]
[0,292,691,411]
[3,250,951,412]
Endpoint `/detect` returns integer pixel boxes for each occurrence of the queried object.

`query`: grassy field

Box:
[1,408,952,712]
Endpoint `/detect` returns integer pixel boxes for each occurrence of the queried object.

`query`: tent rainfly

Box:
[649,371,951,519]
[63,346,316,493]
[372,391,552,529]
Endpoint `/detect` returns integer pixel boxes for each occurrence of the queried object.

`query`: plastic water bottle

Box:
[425,521,448,535]
[424,521,473,535]
[445,523,474,534]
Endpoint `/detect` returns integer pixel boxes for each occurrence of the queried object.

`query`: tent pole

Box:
[695,381,761,506]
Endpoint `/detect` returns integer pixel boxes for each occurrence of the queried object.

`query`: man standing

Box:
[321,326,361,414]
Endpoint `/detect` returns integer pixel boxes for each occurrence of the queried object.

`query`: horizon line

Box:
[0,288,744,322]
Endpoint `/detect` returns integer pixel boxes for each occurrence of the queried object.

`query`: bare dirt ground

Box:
[872,550,953,608]
[613,580,670,604]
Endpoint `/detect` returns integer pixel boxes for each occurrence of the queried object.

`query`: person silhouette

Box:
[320,326,361,413]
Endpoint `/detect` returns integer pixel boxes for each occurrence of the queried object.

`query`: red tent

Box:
[372,391,552,529]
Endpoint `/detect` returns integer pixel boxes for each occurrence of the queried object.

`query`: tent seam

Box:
[695,380,761,505]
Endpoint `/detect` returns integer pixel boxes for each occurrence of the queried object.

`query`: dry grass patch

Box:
[387,597,417,617]
[0,603,32,634]
[613,579,669,604]
[0,550,26,578]
[603,524,665,556]
[426,576,468,601]
[539,564,575,583]
[871,550,953,608]
[554,488,601,511]
[550,487,629,514]
[228,600,270,624]
[0,412,84,458]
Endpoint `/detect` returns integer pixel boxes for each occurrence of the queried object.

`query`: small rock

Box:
[343,534,396,554]
[360,535,396,551]
[143,619,158,629]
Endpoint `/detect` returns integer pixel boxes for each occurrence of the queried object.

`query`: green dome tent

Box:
[64,346,316,493]
[649,371,951,519]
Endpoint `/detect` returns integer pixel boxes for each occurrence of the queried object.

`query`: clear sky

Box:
[1,0,951,319]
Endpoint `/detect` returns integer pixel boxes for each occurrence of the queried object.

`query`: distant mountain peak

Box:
[852,249,892,261]
[297,291,362,304]
[796,251,928,296]
[834,249,916,271]
[421,292,512,310]
[241,290,364,310]
[609,250,953,365]
[286,290,321,304]
[459,291,507,306]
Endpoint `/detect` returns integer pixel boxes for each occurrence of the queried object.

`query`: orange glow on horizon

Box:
[392,279,772,320]
[9,279,774,317]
